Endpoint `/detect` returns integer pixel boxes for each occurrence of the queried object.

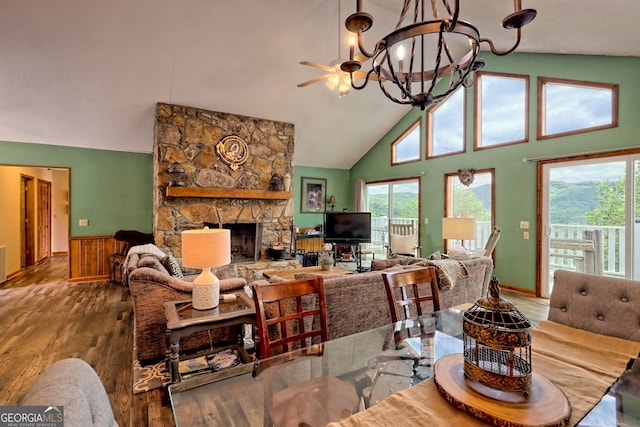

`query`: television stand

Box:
[332,243,369,273]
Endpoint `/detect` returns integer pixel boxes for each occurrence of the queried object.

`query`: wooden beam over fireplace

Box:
[166,187,292,200]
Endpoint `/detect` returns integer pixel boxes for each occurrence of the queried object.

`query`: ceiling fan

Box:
[297,0,375,97]
[297,57,372,97]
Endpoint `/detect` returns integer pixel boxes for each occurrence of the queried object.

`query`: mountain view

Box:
[369,180,623,226]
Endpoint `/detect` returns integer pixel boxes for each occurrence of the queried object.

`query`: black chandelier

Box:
[340,0,537,110]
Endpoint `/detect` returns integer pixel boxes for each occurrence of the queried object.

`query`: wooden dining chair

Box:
[382,267,441,322]
[251,276,329,358]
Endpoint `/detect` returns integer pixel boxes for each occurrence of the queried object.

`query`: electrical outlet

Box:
[520,221,529,229]
[424,218,429,224]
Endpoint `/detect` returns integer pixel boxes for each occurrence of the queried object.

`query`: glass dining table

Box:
[168,308,466,427]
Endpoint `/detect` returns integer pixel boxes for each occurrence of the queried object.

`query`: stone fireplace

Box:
[153,102,298,276]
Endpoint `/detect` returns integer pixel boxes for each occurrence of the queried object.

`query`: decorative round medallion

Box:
[216,135,249,170]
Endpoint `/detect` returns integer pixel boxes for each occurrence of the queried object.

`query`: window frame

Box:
[537,77,619,140]
[474,71,530,151]
[427,86,466,159]
[391,117,422,166]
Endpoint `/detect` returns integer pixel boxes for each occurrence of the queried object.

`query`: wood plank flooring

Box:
[0,255,548,426]
[0,255,173,426]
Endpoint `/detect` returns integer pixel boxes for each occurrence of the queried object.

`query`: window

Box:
[537,77,618,140]
[444,170,495,252]
[391,118,421,165]
[427,87,465,158]
[474,72,529,149]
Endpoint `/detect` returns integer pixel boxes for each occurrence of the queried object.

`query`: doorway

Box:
[5,166,69,276]
[20,175,36,267]
[539,153,639,297]
[37,180,52,261]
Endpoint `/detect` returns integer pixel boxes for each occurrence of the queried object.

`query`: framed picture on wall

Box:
[300,177,326,213]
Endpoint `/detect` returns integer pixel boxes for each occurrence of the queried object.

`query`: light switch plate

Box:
[79,219,89,226]
[520,221,529,229]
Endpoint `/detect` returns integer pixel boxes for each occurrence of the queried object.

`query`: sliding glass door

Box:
[540,154,639,297]
[365,178,420,259]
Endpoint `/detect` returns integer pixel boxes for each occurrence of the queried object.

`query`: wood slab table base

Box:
[434,354,571,427]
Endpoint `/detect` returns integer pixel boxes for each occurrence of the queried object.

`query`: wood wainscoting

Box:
[68,235,126,283]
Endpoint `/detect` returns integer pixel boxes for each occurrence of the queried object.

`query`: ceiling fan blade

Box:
[299,61,335,72]
[353,70,378,81]
[297,74,330,87]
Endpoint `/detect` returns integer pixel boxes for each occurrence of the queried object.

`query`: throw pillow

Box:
[162,255,184,278]
[390,234,416,255]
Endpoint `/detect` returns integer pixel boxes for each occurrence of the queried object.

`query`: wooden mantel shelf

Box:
[166,187,292,200]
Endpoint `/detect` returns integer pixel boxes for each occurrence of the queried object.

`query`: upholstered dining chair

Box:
[382,267,441,322]
[251,276,329,358]
[386,221,421,258]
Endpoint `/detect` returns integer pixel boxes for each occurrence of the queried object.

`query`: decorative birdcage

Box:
[463,276,533,394]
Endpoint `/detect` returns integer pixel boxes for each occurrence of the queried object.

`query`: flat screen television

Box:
[323,212,372,244]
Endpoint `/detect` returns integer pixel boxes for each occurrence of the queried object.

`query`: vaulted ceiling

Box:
[1,1,638,169]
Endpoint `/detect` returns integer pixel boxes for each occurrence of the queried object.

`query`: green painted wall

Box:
[350,52,640,292]
[0,140,153,236]
[2,53,639,292]
[293,166,352,229]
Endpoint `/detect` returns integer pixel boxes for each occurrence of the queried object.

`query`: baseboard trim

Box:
[67,274,110,284]
[498,283,537,296]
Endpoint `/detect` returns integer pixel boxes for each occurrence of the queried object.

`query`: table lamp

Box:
[442,216,476,257]
[181,227,231,310]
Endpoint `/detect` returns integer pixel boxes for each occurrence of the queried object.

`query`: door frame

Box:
[37,179,52,261]
[20,175,36,267]
[536,147,640,297]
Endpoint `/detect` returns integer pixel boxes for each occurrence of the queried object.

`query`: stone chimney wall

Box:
[153,102,295,260]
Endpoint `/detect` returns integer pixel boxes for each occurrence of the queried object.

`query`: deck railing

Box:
[369,218,626,277]
[549,224,625,277]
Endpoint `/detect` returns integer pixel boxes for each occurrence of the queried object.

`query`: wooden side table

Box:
[164,292,256,383]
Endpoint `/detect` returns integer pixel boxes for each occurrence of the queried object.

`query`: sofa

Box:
[126,246,247,363]
[549,269,640,341]
[254,255,494,340]
[21,358,118,427]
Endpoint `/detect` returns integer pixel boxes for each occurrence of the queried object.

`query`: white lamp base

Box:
[192,268,220,310]
[448,242,467,258]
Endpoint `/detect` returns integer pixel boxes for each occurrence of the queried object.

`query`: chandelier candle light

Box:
[340,0,537,109]
[181,228,231,310]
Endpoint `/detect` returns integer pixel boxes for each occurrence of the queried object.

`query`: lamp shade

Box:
[182,228,231,269]
[442,217,476,241]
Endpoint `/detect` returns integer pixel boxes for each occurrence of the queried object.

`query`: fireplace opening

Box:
[204,222,262,263]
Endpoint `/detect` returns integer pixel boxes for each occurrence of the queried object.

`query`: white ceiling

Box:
[1,1,638,169]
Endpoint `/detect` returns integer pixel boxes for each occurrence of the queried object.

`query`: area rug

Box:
[133,358,170,394]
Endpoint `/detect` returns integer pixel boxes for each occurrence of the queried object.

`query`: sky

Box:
[550,161,626,182]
